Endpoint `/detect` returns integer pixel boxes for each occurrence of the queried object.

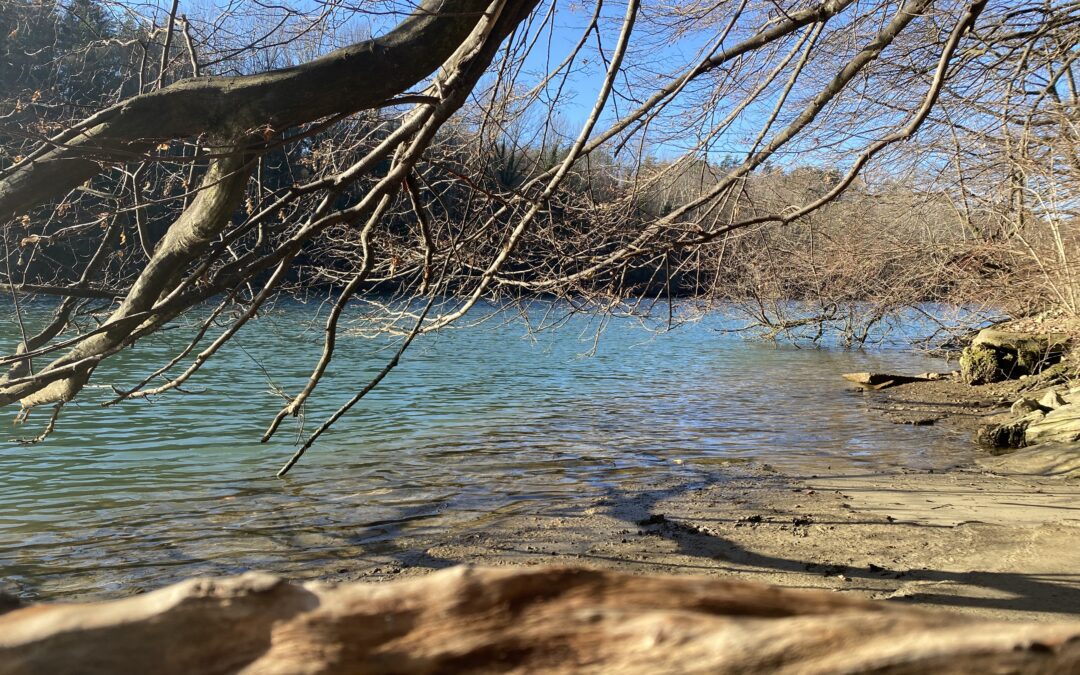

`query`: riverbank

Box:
[325,404,1080,622]
[314,332,1080,623]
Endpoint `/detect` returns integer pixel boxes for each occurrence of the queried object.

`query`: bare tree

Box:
[902,0,1080,318]
[0,0,1006,470]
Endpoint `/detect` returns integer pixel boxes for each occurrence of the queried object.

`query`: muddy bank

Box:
[315,451,1079,623]
[304,369,1080,623]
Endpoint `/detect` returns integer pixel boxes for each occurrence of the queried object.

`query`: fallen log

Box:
[2,566,1079,674]
[841,372,947,390]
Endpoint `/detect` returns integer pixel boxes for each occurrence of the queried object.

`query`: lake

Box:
[0,300,969,599]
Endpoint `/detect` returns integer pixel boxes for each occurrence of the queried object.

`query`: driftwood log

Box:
[841,372,947,390]
[1,566,1078,674]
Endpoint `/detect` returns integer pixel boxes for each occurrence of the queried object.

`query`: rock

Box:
[843,372,896,386]
[1010,397,1046,416]
[889,415,941,426]
[960,329,1070,385]
[971,328,1070,355]
[2,566,1080,674]
[977,411,1045,449]
[914,372,953,381]
[1026,403,1080,445]
[1039,390,1068,410]
[979,444,1080,479]
[959,344,1002,384]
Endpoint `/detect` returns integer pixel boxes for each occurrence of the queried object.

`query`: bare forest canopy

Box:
[0,0,1077,471]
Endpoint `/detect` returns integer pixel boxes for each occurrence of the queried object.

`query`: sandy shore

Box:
[332,377,1080,623]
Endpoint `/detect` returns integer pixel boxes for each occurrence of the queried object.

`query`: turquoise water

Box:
[0,301,965,599]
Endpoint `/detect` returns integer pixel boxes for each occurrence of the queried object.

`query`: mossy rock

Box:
[961,329,1070,384]
[960,344,1002,385]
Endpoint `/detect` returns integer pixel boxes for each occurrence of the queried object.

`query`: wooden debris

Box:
[2,566,1079,674]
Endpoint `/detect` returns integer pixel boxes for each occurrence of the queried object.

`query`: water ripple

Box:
[1,302,965,599]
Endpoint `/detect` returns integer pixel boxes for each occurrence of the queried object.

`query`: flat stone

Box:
[1010,397,1045,416]
[1026,403,1080,445]
[1040,390,1068,410]
[841,372,934,390]
[914,372,953,381]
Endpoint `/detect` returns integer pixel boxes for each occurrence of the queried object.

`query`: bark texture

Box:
[1,566,1078,674]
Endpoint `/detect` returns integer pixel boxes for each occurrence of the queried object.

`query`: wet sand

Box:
[331,378,1080,623]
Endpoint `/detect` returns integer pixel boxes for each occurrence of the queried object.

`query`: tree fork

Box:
[0,140,253,410]
[0,0,505,220]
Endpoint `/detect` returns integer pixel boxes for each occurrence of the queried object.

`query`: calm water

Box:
[0,301,967,599]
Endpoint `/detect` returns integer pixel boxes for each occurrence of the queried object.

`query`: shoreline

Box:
[321,376,1080,623]
[5,369,1078,623]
